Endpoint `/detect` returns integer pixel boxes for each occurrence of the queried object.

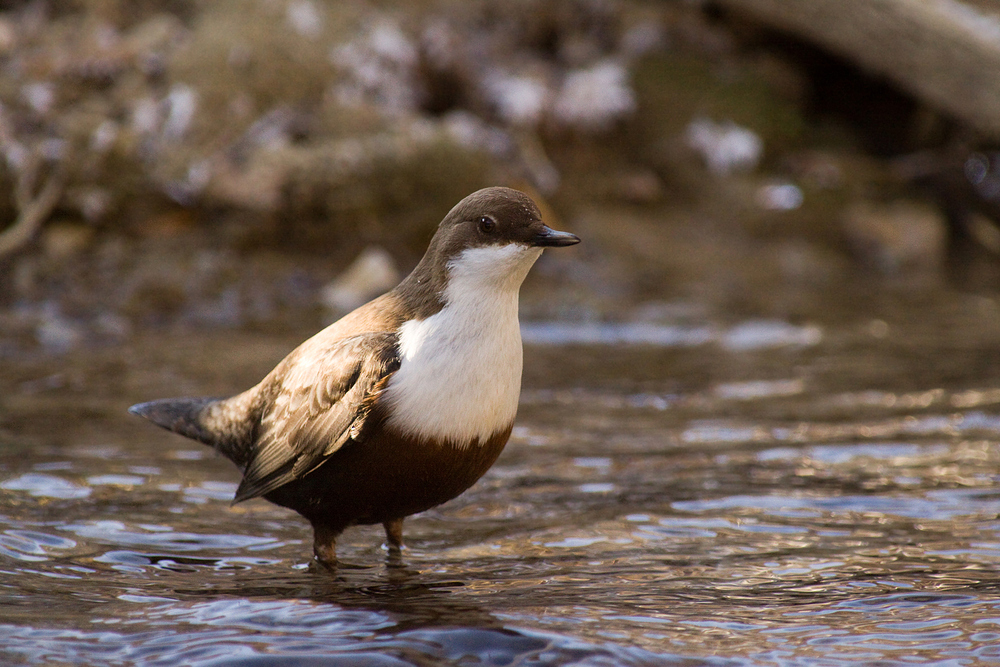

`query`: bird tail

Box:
[129,394,258,467]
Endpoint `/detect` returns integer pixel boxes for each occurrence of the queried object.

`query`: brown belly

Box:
[264,422,513,531]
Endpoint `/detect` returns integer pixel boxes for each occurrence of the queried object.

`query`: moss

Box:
[630,52,807,154]
[281,134,492,258]
[166,0,346,144]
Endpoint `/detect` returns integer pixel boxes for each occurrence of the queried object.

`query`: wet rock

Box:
[320,246,400,314]
[841,199,947,274]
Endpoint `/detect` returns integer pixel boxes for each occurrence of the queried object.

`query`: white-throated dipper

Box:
[129,187,579,565]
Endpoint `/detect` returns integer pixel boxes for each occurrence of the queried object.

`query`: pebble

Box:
[841,199,947,273]
[320,246,400,313]
[686,117,763,175]
[42,222,93,260]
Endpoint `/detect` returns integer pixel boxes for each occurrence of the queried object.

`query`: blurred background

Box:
[1,0,1000,357]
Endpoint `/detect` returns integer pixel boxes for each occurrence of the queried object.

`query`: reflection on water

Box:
[521,319,822,349]
[2,305,1000,665]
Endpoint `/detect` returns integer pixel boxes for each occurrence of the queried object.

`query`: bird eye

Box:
[477,216,496,233]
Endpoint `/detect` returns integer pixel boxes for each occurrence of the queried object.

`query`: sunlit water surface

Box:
[3,305,1000,665]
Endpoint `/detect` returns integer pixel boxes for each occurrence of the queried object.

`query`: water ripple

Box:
[672,488,1000,521]
[0,618,685,667]
[1,474,91,499]
[65,520,280,552]
[520,319,821,349]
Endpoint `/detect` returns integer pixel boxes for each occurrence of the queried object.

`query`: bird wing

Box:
[232,331,400,503]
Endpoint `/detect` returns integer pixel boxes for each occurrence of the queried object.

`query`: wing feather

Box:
[233,332,399,502]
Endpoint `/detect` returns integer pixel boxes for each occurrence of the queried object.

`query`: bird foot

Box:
[312,524,339,568]
[383,518,404,552]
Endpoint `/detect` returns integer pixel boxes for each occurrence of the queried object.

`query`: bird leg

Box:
[383,518,404,551]
[312,523,339,567]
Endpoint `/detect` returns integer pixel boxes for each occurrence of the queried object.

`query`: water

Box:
[3,293,1000,665]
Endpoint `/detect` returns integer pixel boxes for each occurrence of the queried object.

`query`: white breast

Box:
[384,243,543,446]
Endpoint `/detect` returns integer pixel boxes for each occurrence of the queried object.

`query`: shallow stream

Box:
[2,284,1000,665]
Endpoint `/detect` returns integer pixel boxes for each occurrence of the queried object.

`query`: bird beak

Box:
[532,225,581,247]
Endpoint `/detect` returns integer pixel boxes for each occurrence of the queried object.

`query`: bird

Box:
[129,186,580,565]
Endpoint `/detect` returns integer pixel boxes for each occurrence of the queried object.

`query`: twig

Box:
[0,158,65,258]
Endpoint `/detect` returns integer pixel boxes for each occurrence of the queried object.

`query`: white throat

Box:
[385,243,543,446]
